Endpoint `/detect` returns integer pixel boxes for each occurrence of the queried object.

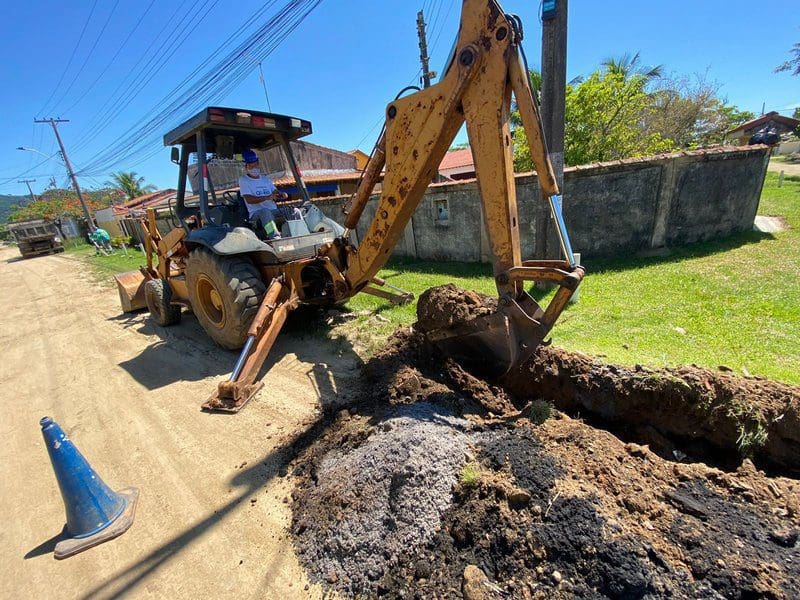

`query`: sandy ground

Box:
[0,245,361,599]
[768,157,800,176]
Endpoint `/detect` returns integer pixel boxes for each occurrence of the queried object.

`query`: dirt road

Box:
[0,245,360,598]
[769,157,800,177]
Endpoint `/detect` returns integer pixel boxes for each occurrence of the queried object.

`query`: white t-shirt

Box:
[239,173,278,217]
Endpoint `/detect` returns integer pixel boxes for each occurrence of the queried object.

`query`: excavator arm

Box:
[202,0,583,411]
[342,0,583,375]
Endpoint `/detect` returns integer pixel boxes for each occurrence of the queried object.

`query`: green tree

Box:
[564,71,673,165]
[106,171,156,201]
[513,55,673,170]
[512,56,760,170]
[645,74,754,148]
[8,187,123,223]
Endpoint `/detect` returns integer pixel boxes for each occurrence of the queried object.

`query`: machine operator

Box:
[238,149,298,239]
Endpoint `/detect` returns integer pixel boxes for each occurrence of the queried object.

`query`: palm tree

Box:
[601,51,663,82]
[775,42,800,76]
[106,171,156,200]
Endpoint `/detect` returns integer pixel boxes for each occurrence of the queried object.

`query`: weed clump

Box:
[527,399,553,425]
[459,462,481,488]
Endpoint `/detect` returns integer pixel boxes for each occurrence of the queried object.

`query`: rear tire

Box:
[185,249,265,349]
[145,279,182,326]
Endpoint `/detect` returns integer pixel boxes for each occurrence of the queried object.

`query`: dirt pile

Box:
[293,403,473,593]
[416,284,497,333]
[291,285,800,598]
[503,345,800,473]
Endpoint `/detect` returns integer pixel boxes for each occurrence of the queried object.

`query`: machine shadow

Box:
[79,417,331,600]
[256,305,365,408]
[80,311,368,597]
[110,310,235,389]
[109,304,364,405]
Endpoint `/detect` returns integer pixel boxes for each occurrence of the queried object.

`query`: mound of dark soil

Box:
[416,284,497,333]
[290,285,800,598]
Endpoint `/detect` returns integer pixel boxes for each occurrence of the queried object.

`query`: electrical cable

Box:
[48,0,123,113]
[76,0,290,156]
[76,0,323,176]
[428,0,457,57]
[37,0,100,116]
[62,0,159,115]
[69,0,224,154]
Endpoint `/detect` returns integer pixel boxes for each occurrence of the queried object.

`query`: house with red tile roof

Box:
[727,112,799,145]
[438,147,475,180]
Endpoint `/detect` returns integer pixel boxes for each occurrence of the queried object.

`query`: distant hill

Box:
[0,194,32,223]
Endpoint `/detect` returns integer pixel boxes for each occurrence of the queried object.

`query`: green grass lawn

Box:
[345,172,799,384]
[63,239,145,276]
[66,172,799,384]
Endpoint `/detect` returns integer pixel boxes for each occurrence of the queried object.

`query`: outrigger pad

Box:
[202,381,265,413]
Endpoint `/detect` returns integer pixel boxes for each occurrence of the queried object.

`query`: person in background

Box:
[89,227,112,253]
[238,149,296,239]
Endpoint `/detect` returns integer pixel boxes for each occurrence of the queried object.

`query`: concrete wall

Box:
[314,146,770,262]
[94,207,126,237]
[776,141,800,156]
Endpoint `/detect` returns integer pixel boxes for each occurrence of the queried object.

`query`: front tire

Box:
[185,249,265,349]
[145,279,182,326]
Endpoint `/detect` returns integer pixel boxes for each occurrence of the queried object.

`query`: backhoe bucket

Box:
[114,270,148,313]
[426,292,548,379]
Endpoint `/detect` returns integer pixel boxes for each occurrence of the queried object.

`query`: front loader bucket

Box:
[426,292,549,379]
[114,270,148,313]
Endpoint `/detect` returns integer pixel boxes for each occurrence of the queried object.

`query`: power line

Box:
[62,0,159,115]
[76,0,324,176]
[47,0,122,114]
[38,0,100,116]
[71,0,288,157]
[428,0,457,57]
[68,0,217,154]
[34,118,95,228]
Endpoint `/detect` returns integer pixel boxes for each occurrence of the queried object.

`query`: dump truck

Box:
[8,219,65,259]
[115,0,584,412]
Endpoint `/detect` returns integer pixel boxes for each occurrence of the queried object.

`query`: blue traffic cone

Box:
[40,416,139,559]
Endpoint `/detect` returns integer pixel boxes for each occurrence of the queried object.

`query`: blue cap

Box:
[242,150,258,164]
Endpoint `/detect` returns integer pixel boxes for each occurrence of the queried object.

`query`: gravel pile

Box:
[293,403,472,593]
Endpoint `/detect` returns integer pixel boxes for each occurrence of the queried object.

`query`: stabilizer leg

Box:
[203,278,296,412]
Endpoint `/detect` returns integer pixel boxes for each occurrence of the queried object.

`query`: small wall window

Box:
[434,198,450,226]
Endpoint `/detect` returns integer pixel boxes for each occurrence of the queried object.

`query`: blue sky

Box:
[0,0,797,197]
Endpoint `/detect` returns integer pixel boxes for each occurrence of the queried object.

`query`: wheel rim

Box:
[195,275,226,329]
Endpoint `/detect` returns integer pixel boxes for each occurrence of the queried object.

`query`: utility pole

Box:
[34,118,94,231]
[256,61,272,112]
[416,11,435,88]
[537,0,568,258]
[18,179,37,203]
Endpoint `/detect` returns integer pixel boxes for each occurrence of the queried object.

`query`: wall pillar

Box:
[650,157,677,249]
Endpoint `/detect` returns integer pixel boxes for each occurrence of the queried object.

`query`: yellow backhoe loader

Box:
[114,0,584,412]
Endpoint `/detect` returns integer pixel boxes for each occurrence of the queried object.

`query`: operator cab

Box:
[163,106,345,263]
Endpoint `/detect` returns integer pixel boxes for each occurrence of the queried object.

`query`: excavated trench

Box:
[290,285,800,599]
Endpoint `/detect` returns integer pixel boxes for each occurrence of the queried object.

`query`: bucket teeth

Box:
[426,292,546,378]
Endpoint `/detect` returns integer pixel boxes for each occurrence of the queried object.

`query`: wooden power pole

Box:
[416,11,434,88]
[34,118,95,231]
[537,0,568,258]
[18,179,37,203]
